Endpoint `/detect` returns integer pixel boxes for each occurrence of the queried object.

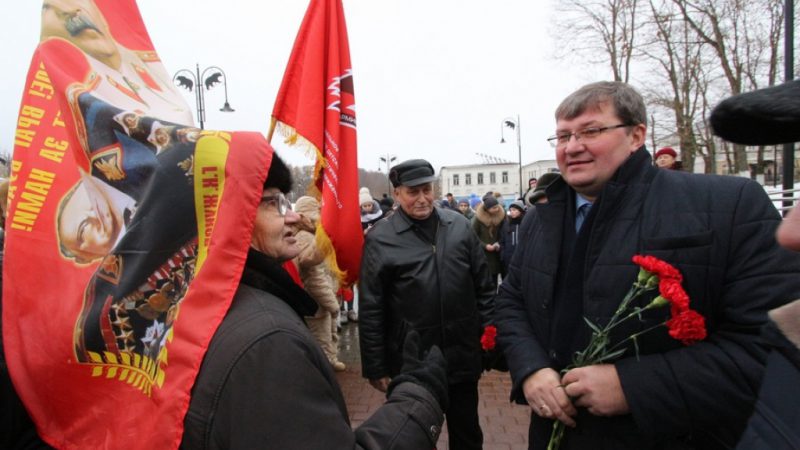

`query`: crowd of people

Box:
[5,79,800,450]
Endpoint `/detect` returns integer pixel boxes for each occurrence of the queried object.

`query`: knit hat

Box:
[469,194,481,209]
[654,147,677,159]
[294,196,321,222]
[457,198,469,206]
[482,195,499,209]
[527,172,561,206]
[359,187,372,205]
[509,200,525,213]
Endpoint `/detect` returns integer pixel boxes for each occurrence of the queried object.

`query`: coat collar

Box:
[390,207,453,234]
[240,248,318,318]
[474,202,506,227]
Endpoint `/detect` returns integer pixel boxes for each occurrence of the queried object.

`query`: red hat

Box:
[654,147,677,159]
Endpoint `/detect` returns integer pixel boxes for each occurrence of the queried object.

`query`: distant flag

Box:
[270,0,363,285]
[3,1,275,448]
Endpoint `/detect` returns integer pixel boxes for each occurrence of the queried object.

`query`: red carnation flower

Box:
[481,325,497,351]
[632,255,683,283]
[659,278,689,311]
[667,309,707,345]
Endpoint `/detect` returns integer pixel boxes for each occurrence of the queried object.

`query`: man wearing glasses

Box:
[495,81,800,449]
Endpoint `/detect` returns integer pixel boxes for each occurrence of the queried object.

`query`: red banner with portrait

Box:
[270,0,363,285]
[3,1,272,448]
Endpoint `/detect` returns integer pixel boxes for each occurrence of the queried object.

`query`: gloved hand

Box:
[482,349,509,372]
[387,330,449,410]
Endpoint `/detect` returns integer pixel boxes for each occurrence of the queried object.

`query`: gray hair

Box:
[555,81,647,127]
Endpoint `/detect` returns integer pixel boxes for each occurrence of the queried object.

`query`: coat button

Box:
[430,425,440,437]
[550,350,558,360]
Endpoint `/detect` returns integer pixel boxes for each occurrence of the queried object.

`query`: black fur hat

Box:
[710,80,800,146]
[264,153,293,194]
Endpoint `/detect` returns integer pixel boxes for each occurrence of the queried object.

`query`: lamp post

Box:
[500,115,523,198]
[172,64,235,130]
[380,154,397,192]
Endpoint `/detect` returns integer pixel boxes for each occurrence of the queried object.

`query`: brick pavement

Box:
[336,321,531,450]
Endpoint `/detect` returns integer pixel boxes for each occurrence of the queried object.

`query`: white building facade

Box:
[439,159,559,202]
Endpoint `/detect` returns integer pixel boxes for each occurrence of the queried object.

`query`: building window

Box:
[453,174,459,186]
[490,172,496,183]
[465,173,472,185]
[477,173,484,185]
[502,171,508,183]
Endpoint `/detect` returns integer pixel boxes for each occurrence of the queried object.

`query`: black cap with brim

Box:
[710,79,800,146]
[389,159,437,187]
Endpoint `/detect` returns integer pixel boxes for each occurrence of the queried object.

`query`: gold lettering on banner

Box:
[9,168,56,232]
[39,136,69,163]
[200,167,220,248]
[27,63,54,100]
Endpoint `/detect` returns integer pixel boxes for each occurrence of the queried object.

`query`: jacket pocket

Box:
[642,230,713,250]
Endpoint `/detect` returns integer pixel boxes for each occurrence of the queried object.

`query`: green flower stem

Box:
[605,321,668,356]
[546,275,664,450]
[548,420,566,450]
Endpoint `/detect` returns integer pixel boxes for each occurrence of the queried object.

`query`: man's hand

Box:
[562,364,629,416]
[522,367,577,427]
[386,330,449,409]
[369,377,390,393]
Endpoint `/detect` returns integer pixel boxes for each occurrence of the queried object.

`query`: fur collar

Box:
[474,203,506,227]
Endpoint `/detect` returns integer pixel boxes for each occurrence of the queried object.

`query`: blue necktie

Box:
[575,203,591,232]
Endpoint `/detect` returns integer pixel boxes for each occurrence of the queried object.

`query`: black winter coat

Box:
[359,207,495,384]
[495,147,800,450]
[499,215,524,272]
[182,250,443,449]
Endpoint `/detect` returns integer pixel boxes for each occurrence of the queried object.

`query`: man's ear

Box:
[629,124,647,152]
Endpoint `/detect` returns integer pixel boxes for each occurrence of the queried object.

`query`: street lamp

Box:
[172,64,235,130]
[380,154,397,192]
[500,115,523,198]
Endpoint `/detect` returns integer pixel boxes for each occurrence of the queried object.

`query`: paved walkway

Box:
[336,321,531,450]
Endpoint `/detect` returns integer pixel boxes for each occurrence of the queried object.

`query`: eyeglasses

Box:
[260,192,292,216]
[547,123,631,148]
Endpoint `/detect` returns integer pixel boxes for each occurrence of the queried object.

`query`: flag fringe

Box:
[272,120,326,167]
[270,119,351,286]
[315,224,350,286]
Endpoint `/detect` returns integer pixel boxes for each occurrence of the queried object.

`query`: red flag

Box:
[270,0,363,285]
[3,1,274,448]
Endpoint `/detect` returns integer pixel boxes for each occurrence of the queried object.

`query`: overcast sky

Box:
[0,0,600,174]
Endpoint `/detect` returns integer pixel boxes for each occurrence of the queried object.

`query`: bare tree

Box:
[640,0,709,171]
[0,150,10,178]
[288,165,315,203]
[672,0,784,174]
[553,0,642,82]
[357,168,391,200]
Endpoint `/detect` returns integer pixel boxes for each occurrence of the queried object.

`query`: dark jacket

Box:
[182,250,443,449]
[471,203,506,276]
[359,207,495,384]
[499,214,524,272]
[495,147,800,450]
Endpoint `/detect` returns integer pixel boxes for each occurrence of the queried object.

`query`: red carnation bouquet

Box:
[480,325,507,371]
[547,255,706,450]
